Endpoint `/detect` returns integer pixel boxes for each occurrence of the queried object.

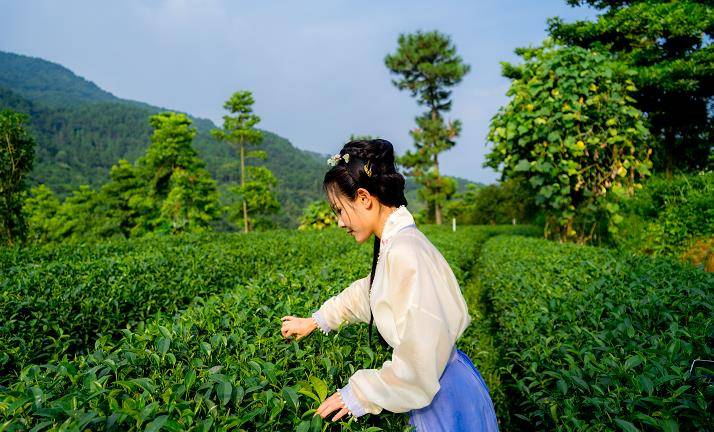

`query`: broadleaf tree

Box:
[0,109,35,246]
[135,112,219,235]
[385,30,470,225]
[548,0,713,174]
[485,43,652,243]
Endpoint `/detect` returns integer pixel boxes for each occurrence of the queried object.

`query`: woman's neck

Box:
[375,205,399,239]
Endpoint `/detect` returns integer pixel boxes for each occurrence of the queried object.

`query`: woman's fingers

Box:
[332,407,349,422]
[315,393,344,420]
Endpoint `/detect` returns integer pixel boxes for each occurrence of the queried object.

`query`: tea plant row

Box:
[1,226,537,431]
[479,236,713,431]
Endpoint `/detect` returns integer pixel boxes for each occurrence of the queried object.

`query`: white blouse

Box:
[312,205,472,418]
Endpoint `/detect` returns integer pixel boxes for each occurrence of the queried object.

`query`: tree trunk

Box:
[665,127,674,179]
[434,153,442,225]
[241,142,249,233]
[431,108,442,225]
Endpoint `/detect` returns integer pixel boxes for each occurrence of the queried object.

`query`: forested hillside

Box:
[0,51,474,227]
[0,52,332,227]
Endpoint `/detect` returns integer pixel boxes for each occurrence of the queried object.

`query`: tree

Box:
[444,179,537,225]
[486,43,652,243]
[298,200,337,230]
[0,109,35,246]
[226,166,280,231]
[548,0,713,174]
[52,185,101,242]
[158,167,221,234]
[135,112,220,234]
[95,159,146,239]
[22,184,61,243]
[385,30,470,225]
[212,91,278,233]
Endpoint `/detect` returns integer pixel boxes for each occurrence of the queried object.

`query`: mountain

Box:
[0,50,478,227]
[0,51,332,227]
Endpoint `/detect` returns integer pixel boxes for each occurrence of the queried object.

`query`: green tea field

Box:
[1,226,711,431]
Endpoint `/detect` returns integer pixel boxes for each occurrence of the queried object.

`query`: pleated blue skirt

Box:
[408,347,499,431]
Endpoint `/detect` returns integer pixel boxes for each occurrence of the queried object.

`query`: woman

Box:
[280,139,498,431]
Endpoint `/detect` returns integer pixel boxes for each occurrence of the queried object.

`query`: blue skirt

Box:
[408,347,499,431]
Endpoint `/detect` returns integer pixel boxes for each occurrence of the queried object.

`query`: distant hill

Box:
[0,50,479,227]
[0,51,333,227]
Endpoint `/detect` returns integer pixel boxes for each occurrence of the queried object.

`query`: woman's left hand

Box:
[314,391,349,422]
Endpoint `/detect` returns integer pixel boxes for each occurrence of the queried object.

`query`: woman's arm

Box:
[312,274,371,334]
[281,275,371,340]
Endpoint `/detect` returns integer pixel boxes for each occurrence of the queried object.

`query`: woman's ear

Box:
[356,188,373,209]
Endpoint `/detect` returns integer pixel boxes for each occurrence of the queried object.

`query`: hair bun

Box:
[343,139,396,174]
[324,138,407,209]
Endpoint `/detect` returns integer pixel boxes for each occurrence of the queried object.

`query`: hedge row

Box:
[479,236,713,431]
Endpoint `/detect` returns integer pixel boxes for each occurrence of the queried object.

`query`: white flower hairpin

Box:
[327,153,350,167]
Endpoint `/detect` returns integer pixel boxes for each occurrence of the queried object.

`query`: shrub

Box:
[480,236,713,431]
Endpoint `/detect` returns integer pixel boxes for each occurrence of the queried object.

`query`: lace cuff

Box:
[311,311,331,335]
[338,383,368,419]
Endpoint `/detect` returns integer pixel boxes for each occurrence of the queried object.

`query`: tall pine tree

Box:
[212,91,279,232]
[385,31,470,224]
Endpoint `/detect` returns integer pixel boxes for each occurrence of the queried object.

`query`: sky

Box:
[0,0,596,184]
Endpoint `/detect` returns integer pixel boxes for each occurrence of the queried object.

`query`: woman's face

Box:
[327,187,375,244]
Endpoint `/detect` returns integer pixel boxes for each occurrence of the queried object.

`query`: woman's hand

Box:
[280,316,317,340]
[315,391,349,422]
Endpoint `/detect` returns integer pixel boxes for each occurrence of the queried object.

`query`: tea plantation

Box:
[1,226,711,431]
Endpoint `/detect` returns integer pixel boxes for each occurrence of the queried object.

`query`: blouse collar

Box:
[379,205,415,247]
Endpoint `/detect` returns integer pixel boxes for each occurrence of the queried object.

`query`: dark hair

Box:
[323,139,407,351]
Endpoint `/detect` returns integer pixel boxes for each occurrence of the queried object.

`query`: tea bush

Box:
[0,230,354,382]
[480,236,713,431]
[0,225,537,430]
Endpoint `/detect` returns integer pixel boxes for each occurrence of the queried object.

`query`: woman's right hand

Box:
[280,316,317,341]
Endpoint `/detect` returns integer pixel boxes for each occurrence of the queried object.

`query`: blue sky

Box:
[0,0,596,184]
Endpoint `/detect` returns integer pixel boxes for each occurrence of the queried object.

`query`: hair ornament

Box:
[327,153,350,167]
[364,160,373,177]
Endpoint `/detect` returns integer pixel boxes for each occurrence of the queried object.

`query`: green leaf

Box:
[296,420,311,432]
[614,418,640,432]
[624,355,643,370]
[514,159,531,172]
[156,337,170,356]
[283,387,300,411]
[308,376,328,402]
[184,370,196,391]
[217,380,232,406]
[298,388,319,403]
[145,415,168,432]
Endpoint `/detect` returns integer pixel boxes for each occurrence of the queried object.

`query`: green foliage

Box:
[0,50,117,107]
[21,184,60,243]
[385,30,470,225]
[212,91,280,232]
[444,179,538,226]
[611,171,714,257]
[159,168,221,235]
[298,200,338,231]
[486,43,652,243]
[225,166,281,232]
[19,113,219,243]
[0,109,35,246]
[0,52,326,227]
[0,225,533,430]
[548,0,713,173]
[479,235,713,431]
